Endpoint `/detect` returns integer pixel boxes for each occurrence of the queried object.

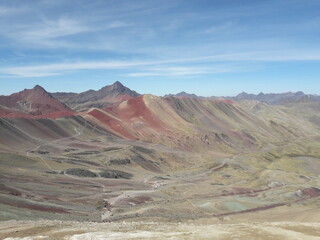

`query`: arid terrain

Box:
[2,220,320,239]
[1,82,320,239]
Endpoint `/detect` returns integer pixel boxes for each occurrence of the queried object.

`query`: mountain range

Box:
[51,81,140,111]
[2,82,319,150]
[167,90,320,105]
[1,81,319,119]
[233,91,320,104]
[1,81,320,224]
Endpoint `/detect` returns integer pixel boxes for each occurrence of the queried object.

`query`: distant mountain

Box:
[51,81,140,111]
[233,91,320,104]
[165,91,203,99]
[0,85,74,118]
[165,91,320,105]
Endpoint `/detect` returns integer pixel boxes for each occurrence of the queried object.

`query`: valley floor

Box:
[1,112,320,239]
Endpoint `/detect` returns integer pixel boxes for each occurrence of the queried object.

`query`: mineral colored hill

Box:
[0,85,74,118]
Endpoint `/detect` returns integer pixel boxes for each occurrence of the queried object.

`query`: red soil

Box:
[88,96,168,139]
[0,85,74,119]
[301,187,320,198]
[87,109,136,139]
[106,96,164,129]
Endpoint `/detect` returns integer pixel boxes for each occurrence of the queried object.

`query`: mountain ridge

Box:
[165,91,203,99]
[233,91,320,104]
[0,85,74,118]
[165,90,320,105]
[51,81,140,111]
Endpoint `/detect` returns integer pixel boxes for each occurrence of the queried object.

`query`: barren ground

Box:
[1,220,320,240]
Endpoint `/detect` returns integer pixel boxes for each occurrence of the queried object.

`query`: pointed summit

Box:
[33,85,45,91]
[112,81,124,88]
[52,81,140,111]
[32,85,48,94]
[110,81,126,92]
[0,85,73,117]
[108,81,138,96]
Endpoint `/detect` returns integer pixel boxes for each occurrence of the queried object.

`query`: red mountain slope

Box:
[86,95,168,140]
[0,85,75,118]
[84,95,274,151]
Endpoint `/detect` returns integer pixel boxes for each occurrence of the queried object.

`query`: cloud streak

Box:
[1,50,320,78]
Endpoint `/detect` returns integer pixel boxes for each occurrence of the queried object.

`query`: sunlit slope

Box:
[1,96,320,222]
[84,95,314,153]
[238,100,320,137]
[0,116,107,152]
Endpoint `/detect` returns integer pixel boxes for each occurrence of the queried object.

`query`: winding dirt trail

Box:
[24,119,112,221]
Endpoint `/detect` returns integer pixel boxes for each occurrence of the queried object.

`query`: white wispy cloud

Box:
[1,8,130,49]
[21,18,88,40]
[126,72,162,77]
[0,6,24,15]
[2,50,320,78]
[0,61,145,77]
[126,66,237,77]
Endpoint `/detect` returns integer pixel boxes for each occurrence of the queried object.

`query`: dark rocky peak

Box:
[110,81,126,93]
[33,85,45,91]
[31,85,50,95]
[107,81,139,97]
[112,81,124,89]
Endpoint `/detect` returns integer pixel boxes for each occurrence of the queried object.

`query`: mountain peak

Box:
[32,85,47,92]
[236,92,249,97]
[112,81,124,87]
[52,81,140,111]
[165,91,201,99]
[108,81,139,97]
[0,85,73,117]
[111,81,125,91]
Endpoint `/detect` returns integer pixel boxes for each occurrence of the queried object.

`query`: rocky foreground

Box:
[1,220,320,240]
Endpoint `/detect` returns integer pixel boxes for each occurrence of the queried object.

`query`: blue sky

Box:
[0,0,320,96]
